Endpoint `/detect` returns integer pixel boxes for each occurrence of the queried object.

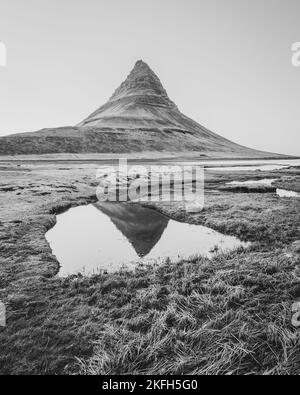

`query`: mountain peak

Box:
[133,59,152,71]
[131,59,157,77]
[109,60,175,107]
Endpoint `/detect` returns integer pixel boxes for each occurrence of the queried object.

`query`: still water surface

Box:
[276,189,299,197]
[46,203,248,276]
[171,159,300,172]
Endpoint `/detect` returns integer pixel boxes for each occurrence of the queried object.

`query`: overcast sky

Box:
[0,0,299,155]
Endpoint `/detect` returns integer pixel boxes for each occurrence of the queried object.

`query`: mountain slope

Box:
[0,60,285,158]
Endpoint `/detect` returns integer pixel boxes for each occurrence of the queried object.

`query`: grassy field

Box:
[0,162,299,375]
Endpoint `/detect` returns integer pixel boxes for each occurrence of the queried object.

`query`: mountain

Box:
[0,60,285,158]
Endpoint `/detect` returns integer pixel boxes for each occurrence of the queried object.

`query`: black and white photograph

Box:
[0,0,300,379]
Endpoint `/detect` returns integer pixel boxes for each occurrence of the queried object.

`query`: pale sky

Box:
[0,0,299,155]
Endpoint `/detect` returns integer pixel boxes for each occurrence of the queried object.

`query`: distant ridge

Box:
[0,60,287,158]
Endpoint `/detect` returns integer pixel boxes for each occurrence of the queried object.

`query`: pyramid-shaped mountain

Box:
[0,60,283,158]
[78,60,180,130]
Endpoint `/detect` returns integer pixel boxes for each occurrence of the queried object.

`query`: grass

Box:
[0,162,299,375]
[77,249,300,375]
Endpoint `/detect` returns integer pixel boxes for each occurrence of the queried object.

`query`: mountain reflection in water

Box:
[46,203,248,276]
[94,202,169,258]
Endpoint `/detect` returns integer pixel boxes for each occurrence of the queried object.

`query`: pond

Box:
[227,179,278,186]
[46,203,249,276]
[226,179,299,197]
[276,189,299,197]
